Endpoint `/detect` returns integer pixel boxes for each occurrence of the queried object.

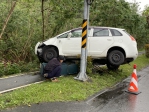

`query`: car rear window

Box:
[93,28,109,37]
[110,29,122,36]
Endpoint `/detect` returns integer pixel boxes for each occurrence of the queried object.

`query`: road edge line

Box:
[0,80,44,94]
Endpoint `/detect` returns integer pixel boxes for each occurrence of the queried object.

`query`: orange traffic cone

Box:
[126,64,141,95]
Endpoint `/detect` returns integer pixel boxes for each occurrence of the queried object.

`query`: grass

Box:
[0,54,149,110]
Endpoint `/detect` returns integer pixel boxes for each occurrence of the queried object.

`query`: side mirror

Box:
[67,32,72,39]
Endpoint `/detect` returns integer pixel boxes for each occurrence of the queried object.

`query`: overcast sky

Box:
[126,0,149,11]
[136,0,149,11]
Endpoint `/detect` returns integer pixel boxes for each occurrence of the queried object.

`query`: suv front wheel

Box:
[42,47,58,62]
[108,50,124,66]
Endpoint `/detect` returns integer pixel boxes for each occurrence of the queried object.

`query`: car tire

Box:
[108,50,124,66]
[107,63,120,70]
[42,47,58,62]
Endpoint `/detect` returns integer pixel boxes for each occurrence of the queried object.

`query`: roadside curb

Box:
[0,80,44,94]
[0,71,44,94]
[0,71,40,80]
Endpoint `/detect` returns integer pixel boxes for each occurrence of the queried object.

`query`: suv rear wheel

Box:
[108,50,124,66]
[42,47,58,62]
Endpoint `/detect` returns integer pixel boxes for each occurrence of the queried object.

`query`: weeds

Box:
[0,61,39,77]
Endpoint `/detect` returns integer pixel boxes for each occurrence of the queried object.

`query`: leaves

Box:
[0,0,149,66]
[143,5,149,16]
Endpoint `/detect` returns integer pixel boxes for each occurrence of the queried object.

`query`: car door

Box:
[88,28,114,56]
[57,28,82,56]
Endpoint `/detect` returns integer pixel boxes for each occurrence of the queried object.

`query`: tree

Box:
[143,5,149,28]
[0,1,16,39]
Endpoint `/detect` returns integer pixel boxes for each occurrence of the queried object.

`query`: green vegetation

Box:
[0,54,149,110]
[0,0,149,76]
[0,61,39,77]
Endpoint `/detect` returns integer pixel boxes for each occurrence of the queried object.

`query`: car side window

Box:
[57,32,69,38]
[71,30,82,37]
[93,28,109,37]
[110,29,122,36]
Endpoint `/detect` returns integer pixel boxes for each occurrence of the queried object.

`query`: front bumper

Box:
[35,42,46,62]
[35,42,41,55]
[35,42,46,55]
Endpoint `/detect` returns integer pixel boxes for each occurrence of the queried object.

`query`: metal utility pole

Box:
[74,0,90,81]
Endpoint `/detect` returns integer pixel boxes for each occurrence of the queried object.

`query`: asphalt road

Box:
[91,66,149,112]
[0,72,45,93]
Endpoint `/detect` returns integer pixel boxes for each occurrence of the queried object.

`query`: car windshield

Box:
[71,28,91,37]
[57,32,69,38]
[71,30,82,37]
[57,28,91,39]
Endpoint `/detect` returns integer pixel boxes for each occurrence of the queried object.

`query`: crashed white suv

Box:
[35,26,138,70]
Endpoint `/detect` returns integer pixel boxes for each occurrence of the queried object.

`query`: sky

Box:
[126,0,149,11]
[136,0,149,11]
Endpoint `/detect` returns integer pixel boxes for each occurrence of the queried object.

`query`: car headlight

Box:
[35,42,46,55]
[37,48,42,54]
[38,43,45,48]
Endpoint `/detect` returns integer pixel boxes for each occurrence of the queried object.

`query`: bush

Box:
[0,62,20,77]
[0,61,39,77]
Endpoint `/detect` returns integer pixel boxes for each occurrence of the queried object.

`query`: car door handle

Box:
[59,40,61,43]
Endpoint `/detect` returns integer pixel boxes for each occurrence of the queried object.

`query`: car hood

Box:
[43,37,57,45]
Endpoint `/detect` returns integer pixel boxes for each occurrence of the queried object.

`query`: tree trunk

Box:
[147,16,149,28]
[0,1,17,39]
[41,0,45,41]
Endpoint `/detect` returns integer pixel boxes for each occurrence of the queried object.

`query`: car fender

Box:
[110,42,138,58]
[101,44,126,57]
[43,37,57,46]
[43,37,64,55]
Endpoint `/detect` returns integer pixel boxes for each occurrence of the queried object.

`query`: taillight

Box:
[130,36,136,41]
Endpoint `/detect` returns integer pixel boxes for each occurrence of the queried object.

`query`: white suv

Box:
[35,26,138,70]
